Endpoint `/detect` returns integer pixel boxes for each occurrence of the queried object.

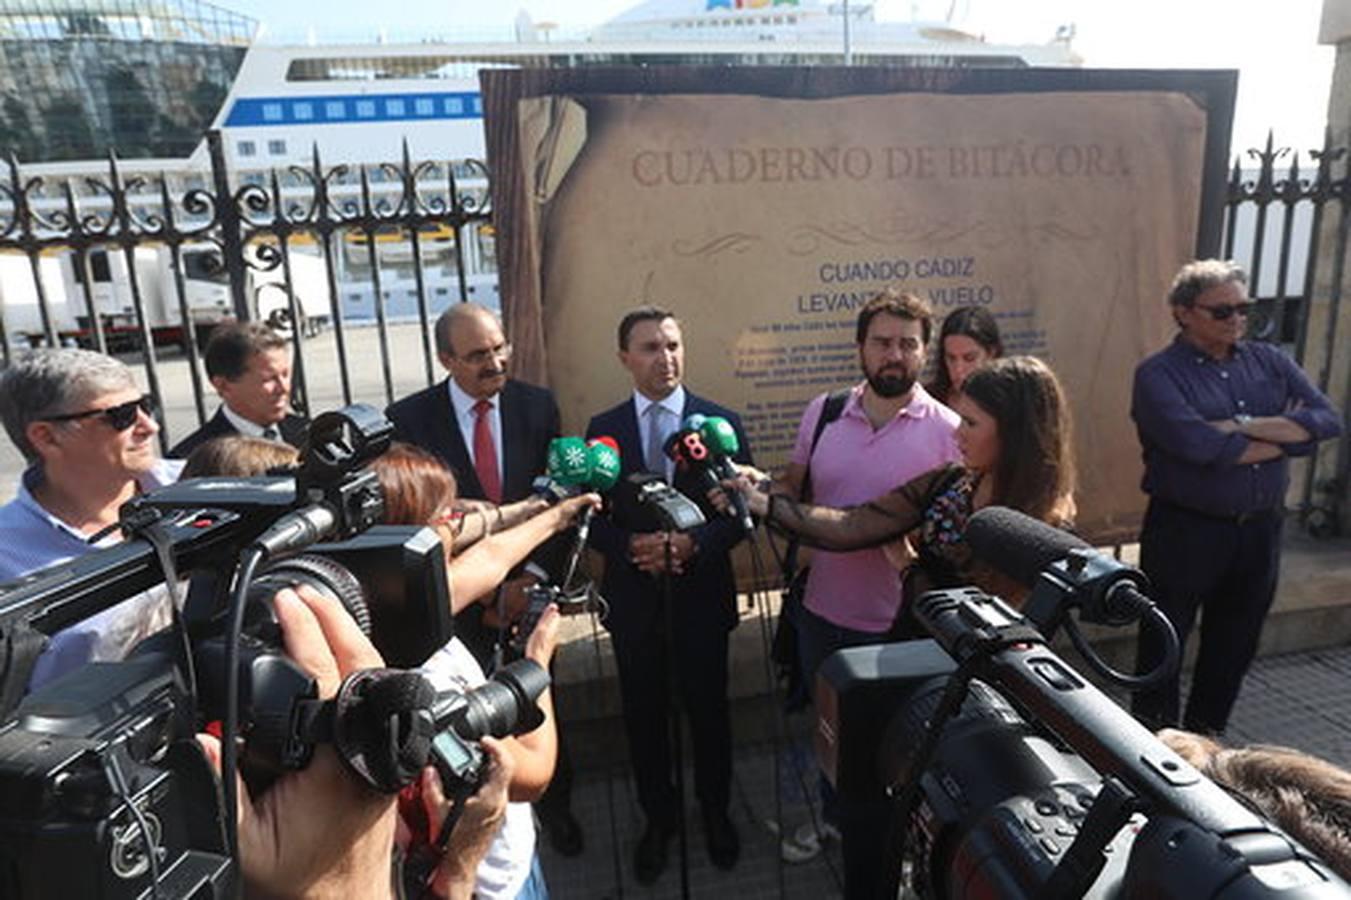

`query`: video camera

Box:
[816,508,1350,899]
[0,406,549,899]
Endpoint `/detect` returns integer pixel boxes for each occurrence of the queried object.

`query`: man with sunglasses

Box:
[1131,259,1342,736]
[0,349,184,691]
[170,321,307,458]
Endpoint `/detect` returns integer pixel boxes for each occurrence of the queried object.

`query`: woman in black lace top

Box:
[729,356,1077,606]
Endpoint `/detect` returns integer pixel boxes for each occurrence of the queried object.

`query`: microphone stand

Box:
[659,531,692,900]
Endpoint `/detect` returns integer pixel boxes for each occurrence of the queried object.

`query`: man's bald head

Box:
[435,304,511,400]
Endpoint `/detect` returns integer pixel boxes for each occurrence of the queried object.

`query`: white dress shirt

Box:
[447,378,503,471]
[632,384,686,482]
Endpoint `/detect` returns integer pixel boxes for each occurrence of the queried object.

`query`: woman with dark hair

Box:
[928,305,1004,405]
[723,356,1076,606]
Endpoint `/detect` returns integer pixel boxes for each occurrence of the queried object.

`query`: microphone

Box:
[545,436,592,490]
[544,436,622,587]
[568,438,621,552]
[695,416,754,533]
[966,506,1092,589]
[250,503,337,558]
[966,506,1153,628]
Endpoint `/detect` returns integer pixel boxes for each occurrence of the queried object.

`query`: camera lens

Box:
[447,659,550,741]
[249,554,372,636]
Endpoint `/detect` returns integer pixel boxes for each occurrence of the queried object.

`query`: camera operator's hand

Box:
[197,585,396,900]
[420,737,515,900]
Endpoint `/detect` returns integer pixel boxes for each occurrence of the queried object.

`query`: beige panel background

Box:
[522,91,1207,542]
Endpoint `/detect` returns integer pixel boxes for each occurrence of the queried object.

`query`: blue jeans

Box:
[796,605,887,827]
[514,853,549,900]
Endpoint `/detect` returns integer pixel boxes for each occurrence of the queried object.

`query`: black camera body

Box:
[0,406,458,899]
[816,587,1350,899]
[0,652,232,899]
[426,658,550,795]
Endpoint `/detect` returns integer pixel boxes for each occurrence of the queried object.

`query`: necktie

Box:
[644,403,669,479]
[472,399,502,503]
[262,425,280,441]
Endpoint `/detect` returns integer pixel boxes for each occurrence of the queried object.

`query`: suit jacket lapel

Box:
[618,398,644,476]
[499,382,526,500]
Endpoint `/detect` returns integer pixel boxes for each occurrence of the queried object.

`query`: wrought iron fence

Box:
[0,128,492,450]
[1219,131,1351,535]
[1,129,1347,532]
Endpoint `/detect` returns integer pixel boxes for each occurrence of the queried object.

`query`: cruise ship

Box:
[211,0,1078,318]
[1,0,1080,340]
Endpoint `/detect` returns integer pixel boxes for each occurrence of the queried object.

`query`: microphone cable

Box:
[583,599,628,900]
[744,524,844,896]
[220,544,266,860]
[1062,596,1181,691]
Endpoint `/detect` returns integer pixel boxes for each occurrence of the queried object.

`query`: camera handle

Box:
[306,667,440,794]
[881,610,1046,899]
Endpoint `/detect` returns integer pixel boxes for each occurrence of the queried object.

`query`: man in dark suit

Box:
[385,302,584,855]
[170,322,307,458]
[586,306,752,883]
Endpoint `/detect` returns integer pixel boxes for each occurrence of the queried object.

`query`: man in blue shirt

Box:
[1131,260,1342,734]
[0,349,182,690]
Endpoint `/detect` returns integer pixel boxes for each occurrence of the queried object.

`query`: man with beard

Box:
[771,288,959,861]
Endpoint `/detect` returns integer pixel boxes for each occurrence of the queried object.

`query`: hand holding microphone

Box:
[665,415,756,533]
[543,436,620,586]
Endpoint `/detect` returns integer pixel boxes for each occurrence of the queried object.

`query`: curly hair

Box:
[1159,729,1351,881]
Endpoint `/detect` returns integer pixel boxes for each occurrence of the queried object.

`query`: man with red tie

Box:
[386,302,587,855]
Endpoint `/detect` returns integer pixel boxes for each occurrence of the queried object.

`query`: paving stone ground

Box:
[537,645,1351,899]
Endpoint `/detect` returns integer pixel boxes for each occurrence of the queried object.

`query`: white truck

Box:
[0,244,331,351]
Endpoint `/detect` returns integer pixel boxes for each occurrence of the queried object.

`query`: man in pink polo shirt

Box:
[773,288,960,861]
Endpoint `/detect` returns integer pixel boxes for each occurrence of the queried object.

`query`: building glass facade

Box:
[0,0,256,161]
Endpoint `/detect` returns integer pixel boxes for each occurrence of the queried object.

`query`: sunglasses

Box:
[44,394,157,431]
[1193,301,1254,321]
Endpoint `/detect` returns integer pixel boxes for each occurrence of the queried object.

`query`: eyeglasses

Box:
[43,394,157,431]
[1193,301,1254,321]
[457,343,512,366]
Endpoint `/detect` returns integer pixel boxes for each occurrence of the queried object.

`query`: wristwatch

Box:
[1234,413,1254,431]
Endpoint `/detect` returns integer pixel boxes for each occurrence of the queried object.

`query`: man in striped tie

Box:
[585,306,754,883]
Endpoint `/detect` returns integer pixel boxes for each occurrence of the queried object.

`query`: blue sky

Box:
[220,0,1334,154]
